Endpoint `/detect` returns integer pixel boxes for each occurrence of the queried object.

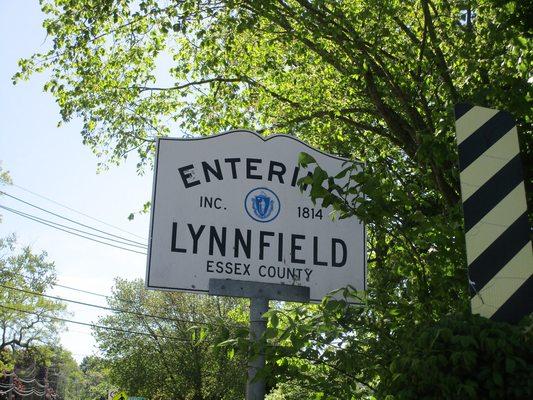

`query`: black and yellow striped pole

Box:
[454,103,532,324]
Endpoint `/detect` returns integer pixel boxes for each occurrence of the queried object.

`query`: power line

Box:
[0,204,146,249]
[3,271,241,328]
[54,282,109,299]
[9,182,147,240]
[2,268,111,299]
[0,283,218,326]
[0,191,147,247]
[0,205,147,255]
[1,204,147,255]
[0,304,191,342]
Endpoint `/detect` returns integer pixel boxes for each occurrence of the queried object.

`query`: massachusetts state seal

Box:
[244,187,281,223]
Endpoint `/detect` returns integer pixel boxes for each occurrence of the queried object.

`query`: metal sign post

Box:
[248,296,268,400]
[209,279,310,400]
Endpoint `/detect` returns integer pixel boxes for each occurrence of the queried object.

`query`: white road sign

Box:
[146,130,365,301]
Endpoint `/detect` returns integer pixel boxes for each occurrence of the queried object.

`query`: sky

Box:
[0,2,154,361]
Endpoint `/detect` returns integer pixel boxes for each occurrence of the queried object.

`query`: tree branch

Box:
[421,0,459,102]
[131,77,245,93]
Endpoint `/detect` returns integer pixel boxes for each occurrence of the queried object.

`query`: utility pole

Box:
[247,297,268,400]
[209,279,309,400]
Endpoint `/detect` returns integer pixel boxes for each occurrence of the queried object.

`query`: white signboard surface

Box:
[146,131,365,301]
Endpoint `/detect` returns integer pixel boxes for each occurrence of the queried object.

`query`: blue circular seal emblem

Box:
[244,187,281,223]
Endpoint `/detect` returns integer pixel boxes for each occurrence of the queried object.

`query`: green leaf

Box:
[298,152,316,168]
[227,347,235,360]
[270,312,279,328]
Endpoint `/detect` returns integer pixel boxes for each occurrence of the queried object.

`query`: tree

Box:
[4,345,85,400]
[0,171,73,396]
[257,296,532,399]
[16,0,532,398]
[5,348,112,400]
[0,235,65,371]
[14,1,531,181]
[78,355,111,400]
[46,347,86,400]
[93,278,247,400]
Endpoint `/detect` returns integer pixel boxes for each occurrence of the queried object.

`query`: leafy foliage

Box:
[93,278,248,400]
[0,235,65,371]
[0,236,81,398]
[16,0,533,398]
[1,345,84,400]
[45,346,86,400]
[9,348,113,400]
[264,297,533,399]
[266,381,324,400]
[379,313,533,400]
[78,355,112,400]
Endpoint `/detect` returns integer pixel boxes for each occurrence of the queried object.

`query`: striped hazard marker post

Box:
[454,103,532,324]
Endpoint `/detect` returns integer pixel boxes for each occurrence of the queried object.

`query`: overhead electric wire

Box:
[0,190,147,247]
[53,282,110,299]
[0,304,191,342]
[0,283,219,326]
[8,182,147,240]
[3,272,243,329]
[1,269,112,299]
[1,272,243,328]
[0,204,146,249]
[0,205,147,255]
